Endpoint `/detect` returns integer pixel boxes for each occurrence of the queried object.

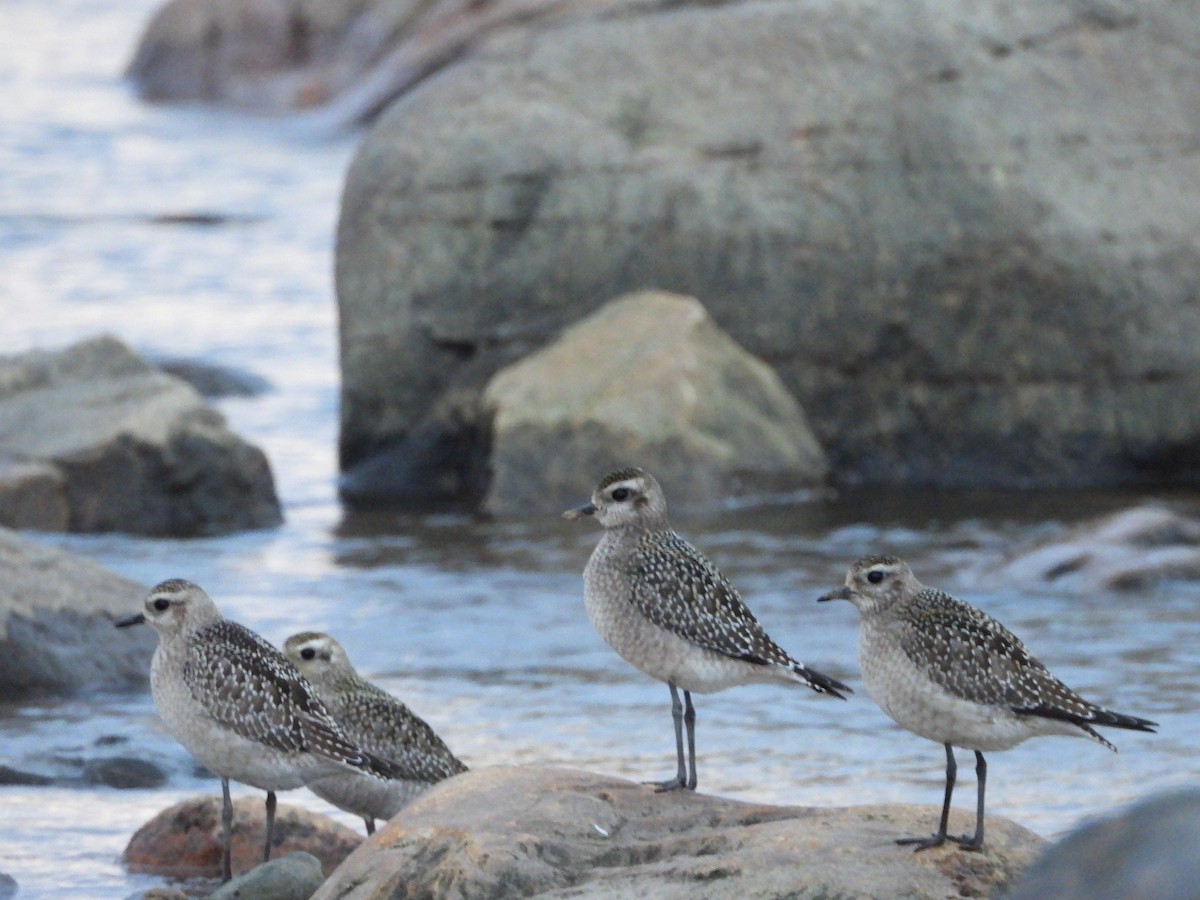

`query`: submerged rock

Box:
[481,292,829,515]
[996,504,1200,591]
[313,766,1043,899]
[152,356,271,399]
[0,527,153,700]
[0,335,281,536]
[124,796,361,880]
[82,756,169,789]
[208,852,324,900]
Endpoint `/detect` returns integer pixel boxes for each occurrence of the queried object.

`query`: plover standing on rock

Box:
[565,467,849,791]
[116,580,382,881]
[819,555,1158,851]
[284,631,468,834]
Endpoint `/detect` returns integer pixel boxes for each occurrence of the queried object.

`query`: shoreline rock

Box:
[313,766,1044,899]
[0,527,153,700]
[0,335,282,536]
[123,796,363,881]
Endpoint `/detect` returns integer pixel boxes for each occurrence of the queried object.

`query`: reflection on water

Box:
[2,0,1199,896]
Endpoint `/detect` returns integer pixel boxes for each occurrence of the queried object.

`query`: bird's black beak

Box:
[562,502,596,520]
[115,612,146,628]
[817,586,853,603]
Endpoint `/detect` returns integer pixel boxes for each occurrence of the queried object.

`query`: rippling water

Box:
[2,2,1199,896]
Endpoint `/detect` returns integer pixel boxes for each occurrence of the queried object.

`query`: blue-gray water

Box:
[2,2,1198,896]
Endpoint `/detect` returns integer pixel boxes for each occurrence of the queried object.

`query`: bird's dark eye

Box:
[153,598,170,611]
[611,487,630,501]
[867,570,884,585]
[300,648,316,660]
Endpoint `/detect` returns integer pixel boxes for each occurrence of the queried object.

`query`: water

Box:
[1,2,1198,896]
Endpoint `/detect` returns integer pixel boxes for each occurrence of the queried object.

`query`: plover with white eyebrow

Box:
[819,554,1157,851]
[116,580,382,881]
[564,467,849,791]
[284,631,468,834]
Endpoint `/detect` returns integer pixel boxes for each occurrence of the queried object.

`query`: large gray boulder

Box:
[0,336,281,536]
[337,0,1200,503]
[313,766,1044,899]
[481,291,829,515]
[0,527,154,699]
[1007,789,1200,900]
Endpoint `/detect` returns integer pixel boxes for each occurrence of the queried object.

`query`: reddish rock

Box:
[123,795,362,880]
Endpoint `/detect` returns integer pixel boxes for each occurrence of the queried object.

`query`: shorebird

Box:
[564,467,849,791]
[116,580,382,881]
[283,631,467,834]
[819,554,1158,851]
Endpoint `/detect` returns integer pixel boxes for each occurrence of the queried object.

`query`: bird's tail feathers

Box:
[1012,704,1157,752]
[792,663,852,700]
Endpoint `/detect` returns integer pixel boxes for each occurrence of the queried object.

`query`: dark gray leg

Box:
[263,790,276,863]
[650,682,688,791]
[683,690,697,791]
[364,816,376,835]
[898,743,956,851]
[949,751,986,851]
[220,777,233,882]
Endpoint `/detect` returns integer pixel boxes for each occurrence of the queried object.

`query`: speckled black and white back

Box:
[138,579,375,793]
[284,632,467,822]
[827,555,1156,751]
[575,468,848,697]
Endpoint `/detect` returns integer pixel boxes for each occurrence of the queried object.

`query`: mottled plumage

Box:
[565,467,848,791]
[630,530,806,670]
[116,580,376,880]
[187,621,372,765]
[820,555,1157,851]
[284,632,467,833]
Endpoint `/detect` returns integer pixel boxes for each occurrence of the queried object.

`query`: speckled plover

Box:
[565,467,849,791]
[283,631,467,834]
[116,580,381,880]
[819,554,1158,851]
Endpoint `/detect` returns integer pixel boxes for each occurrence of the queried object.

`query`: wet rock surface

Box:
[314,766,1044,899]
[0,527,153,700]
[123,796,362,881]
[208,851,325,900]
[995,504,1200,591]
[0,334,282,536]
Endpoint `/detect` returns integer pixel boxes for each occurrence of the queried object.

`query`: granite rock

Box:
[123,796,362,881]
[313,766,1043,899]
[336,0,1200,500]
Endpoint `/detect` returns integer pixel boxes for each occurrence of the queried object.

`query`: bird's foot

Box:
[896,833,947,852]
[646,776,691,792]
[948,833,984,852]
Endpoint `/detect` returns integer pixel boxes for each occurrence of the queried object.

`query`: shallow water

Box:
[2,2,1199,896]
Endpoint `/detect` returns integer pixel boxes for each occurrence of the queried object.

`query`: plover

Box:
[819,554,1158,851]
[283,631,467,834]
[116,580,381,881]
[564,467,849,791]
